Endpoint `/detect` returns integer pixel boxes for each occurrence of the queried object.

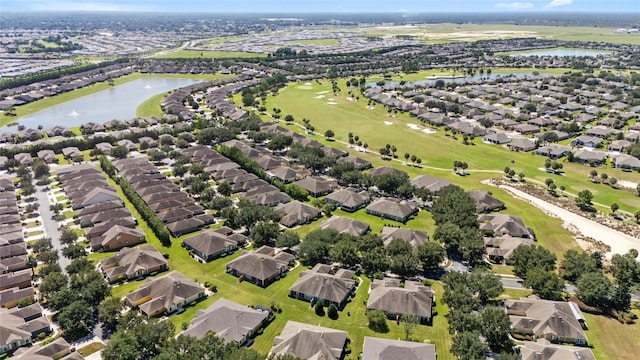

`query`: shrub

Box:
[367,310,389,333]
[314,302,325,316]
[328,304,339,320]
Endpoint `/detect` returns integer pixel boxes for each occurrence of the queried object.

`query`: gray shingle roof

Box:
[180,298,268,344]
[362,337,436,360]
[270,321,347,360]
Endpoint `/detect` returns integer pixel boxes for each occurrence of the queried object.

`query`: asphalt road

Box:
[34,184,69,272]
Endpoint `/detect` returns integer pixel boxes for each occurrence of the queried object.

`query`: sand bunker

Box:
[422,128,435,134]
[304,82,312,86]
[384,121,393,125]
[314,95,325,99]
[407,123,421,130]
[327,102,337,105]
[316,91,330,94]
[617,180,638,189]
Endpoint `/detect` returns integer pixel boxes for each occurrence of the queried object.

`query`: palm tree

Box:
[404,153,410,165]
[410,154,417,166]
[363,143,368,153]
[390,145,397,158]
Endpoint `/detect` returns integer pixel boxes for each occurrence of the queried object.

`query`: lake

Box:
[366,72,536,88]
[8,78,203,130]
[508,48,612,57]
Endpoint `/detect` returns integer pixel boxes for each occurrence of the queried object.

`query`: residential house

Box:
[535,144,572,159]
[325,188,370,212]
[180,298,269,345]
[366,197,417,223]
[0,304,50,355]
[90,225,145,252]
[125,271,206,317]
[571,135,602,148]
[478,214,534,238]
[74,187,120,210]
[520,340,595,360]
[320,215,370,236]
[36,150,56,164]
[266,166,299,183]
[0,269,31,291]
[367,278,435,324]
[98,245,169,283]
[506,298,588,345]
[485,235,535,264]
[607,140,632,152]
[95,142,113,155]
[336,155,372,170]
[61,147,82,161]
[362,337,437,360]
[269,321,348,360]
[275,201,322,227]
[369,166,408,179]
[13,335,72,359]
[507,138,536,152]
[293,176,335,197]
[483,132,510,145]
[0,287,34,309]
[614,154,640,171]
[289,264,356,309]
[573,149,608,165]
[468,190,505,213]
[380,227,429,249]
[183,230,239,263]
[226,246,290,288]
[410,175,451,193]
[13,153,32,166]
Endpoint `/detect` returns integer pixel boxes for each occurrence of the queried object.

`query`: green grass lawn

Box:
[256,79,640,216]
[583,309,640,360]
[78,342,104,357]
[136,92,169,118]
[94,164,454,359]
[152,50,267,59]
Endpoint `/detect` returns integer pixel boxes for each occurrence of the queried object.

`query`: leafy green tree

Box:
[99,297,124,332]
[367,310,389,333]
[299,236,330,266]
[276,231,300,249]
[575,189,594,210]
[510,245,557,279]
[610,250,640,287]
[324,129,335,139]
[480,306,513,353]
[329,240,360,267]
[524,267,564,300]
[60,227,78,246]
[401,314,419,341]
[389,252,421,279]
[66,257,94,275]
[451,331,489,360]
[249,222,280,247]
[314,301,325,316]
[58,300,95,341]
[111,145,129,159]
[327,304,339,319]
[470,269,503,304]
[446,311,481,335]
[416,241,444,270]
[459,228,486,265]
[434,221,465,254]
[31,237,53,253]
[431,185,478,229]
[62,243,86,259]
[576,271,613,308]
[560,249,598,282]
[37,249,59,264]
[360,247,389,275]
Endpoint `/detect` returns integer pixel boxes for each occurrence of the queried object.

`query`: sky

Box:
[0,0,638,13]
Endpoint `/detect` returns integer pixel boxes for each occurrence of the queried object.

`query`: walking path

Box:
[497,184,640,259]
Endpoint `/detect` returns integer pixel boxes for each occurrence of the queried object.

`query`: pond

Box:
[366,72,536,88]
[8,78,203,130]
[507,48,612,57]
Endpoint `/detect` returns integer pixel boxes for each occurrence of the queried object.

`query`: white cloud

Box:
[495,2,534,10]
[545,0,573,8]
